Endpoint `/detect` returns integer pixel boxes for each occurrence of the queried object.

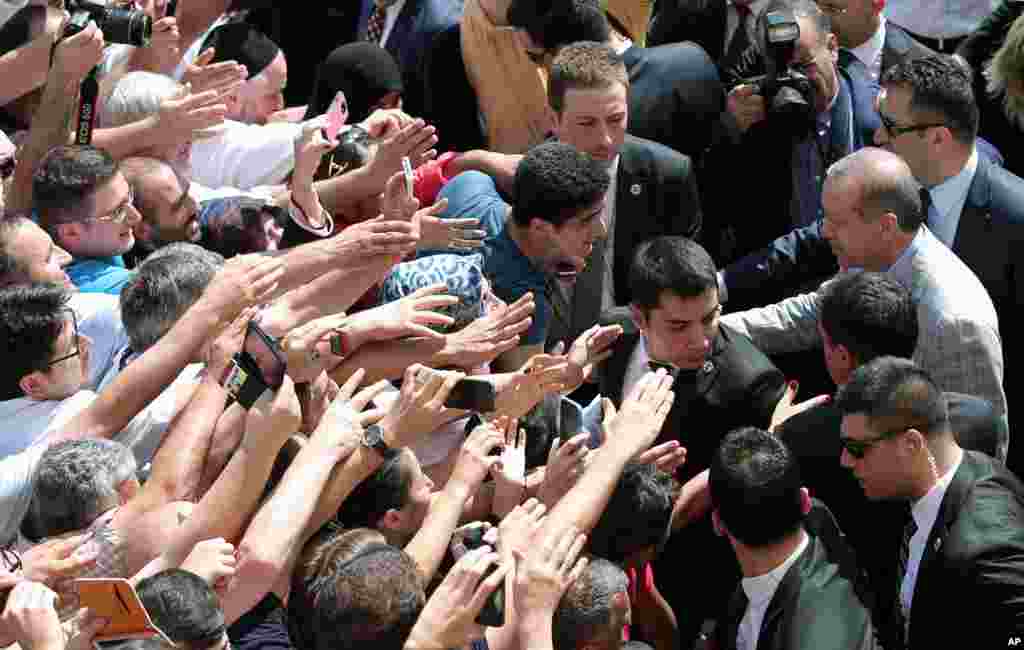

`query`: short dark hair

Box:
[834,356,950,437]
[588,463,675,563]
[33,145,120,230]
[629,236,718,311]
[710,427,805,547]
[819,272,918,365]
[757,0,831,52]
[136,569,226,650]
[506,0,610,54]
[119,244,223,352]
[881,54,980,144]
[335,452,411,529]
[512,141,609,227]
[552,557,629,650]
[293,538,424,650]
[548,41,628,113]
[0,283,70,400]
[0,214,31,288]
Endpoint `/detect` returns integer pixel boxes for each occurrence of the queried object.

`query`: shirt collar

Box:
[911,450,963,535]
[850,16,886,70]
[928,147,979,221]
[741,532,809,605]
[886,225,928,278]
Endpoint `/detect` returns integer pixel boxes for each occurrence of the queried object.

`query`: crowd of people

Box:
[1,0,1023,649]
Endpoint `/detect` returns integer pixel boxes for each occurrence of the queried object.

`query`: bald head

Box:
[827,148,925,232]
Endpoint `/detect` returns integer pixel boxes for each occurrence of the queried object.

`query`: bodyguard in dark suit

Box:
[646,0,761,76]
[710,428,877,650]
[834,357,1024,650]
[593,236,786,646]
[821,0,933,83]
[357,0,463,117]
[775,272,1007,574]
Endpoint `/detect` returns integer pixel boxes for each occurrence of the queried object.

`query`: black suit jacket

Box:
[874,451,1024,650]
[777,392,1007,580]
[599,323,785,481]
[715,525,878,650]
[546,135,702,346]
[646,0,742,72]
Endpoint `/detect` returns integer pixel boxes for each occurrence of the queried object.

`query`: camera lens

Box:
[101,6,153,47]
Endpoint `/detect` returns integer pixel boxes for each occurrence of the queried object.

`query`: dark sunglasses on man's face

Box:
[839,426,907,459]
[43,309,81,369]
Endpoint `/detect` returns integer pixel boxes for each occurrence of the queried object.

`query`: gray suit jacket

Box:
[721,226,1007,457]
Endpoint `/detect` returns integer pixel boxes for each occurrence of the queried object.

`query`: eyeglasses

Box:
[816,2,848,15]
[43,309,80,369]
[878,111,947,136]
[839,426,907,459]
[89,186,136,224]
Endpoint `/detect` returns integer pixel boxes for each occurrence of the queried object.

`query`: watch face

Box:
[363,423,384,447]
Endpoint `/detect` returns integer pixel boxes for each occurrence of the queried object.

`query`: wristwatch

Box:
[362,423,398,459]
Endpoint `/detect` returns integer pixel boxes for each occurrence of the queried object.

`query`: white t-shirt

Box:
[190,119,300,191]
[0,445,46,545]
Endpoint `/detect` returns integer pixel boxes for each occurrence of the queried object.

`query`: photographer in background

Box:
[702,0,877,268]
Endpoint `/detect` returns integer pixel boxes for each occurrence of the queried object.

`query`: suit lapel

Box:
[545,275,572,347]
[719,588,749,650]
[907,453,978,647]
[600,332,639,404]
[953,154,994,250]
[614,139,647,302]
[569,237,606,342]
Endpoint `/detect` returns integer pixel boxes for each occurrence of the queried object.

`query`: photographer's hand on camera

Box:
[51,19,104,85]
[727,83,768,133]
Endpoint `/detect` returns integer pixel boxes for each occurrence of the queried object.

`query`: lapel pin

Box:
[702,361,714,374]
[630,183,642,196]
[934,537,942,552]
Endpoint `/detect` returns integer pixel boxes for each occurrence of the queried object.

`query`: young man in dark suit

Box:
[835,357,1024,650]
[591,235,786,646]
[775,271,1006,569]
[710,427,877,650]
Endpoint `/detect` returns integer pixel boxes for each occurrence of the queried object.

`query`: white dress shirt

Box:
[623,336,652,401]
[737,532,810,650]
[378,0,408,47]
[901,450,963,625]
[885,0,995,40]
[850,16,887,84]
[927,147,978,248]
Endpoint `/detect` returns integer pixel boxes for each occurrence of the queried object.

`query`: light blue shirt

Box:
[926,148,978,248]
[67,256,134,296]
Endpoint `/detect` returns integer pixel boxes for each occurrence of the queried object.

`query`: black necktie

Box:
[726,3,752,66]
[895,502,918,638]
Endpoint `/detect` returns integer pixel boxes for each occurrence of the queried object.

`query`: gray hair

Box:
[984,14,1024,128]
[102,71,183,128]
[119,244,224,352]
[28,439,138,538]
[552,558,630,650]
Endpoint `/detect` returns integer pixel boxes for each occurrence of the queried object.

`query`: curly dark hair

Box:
[512,141,610,227]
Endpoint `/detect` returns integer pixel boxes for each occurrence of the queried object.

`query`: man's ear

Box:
[799,487,812,515]
[18,372,48,401]
[379,509,404,532]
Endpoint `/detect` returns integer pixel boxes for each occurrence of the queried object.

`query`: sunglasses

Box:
[839,426,907,459]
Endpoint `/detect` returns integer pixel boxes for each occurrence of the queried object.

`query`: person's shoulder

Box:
[713,323,786,393]
[621,135,693,170]
[981,158,1024,223]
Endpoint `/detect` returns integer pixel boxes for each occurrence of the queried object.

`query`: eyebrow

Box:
[665,303,721,326]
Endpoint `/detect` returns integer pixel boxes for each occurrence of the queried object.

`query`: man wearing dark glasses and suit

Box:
[833,357,1024,650]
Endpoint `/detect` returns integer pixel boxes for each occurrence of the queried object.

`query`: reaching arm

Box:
[719,288,824,356]
[49,256,284,445]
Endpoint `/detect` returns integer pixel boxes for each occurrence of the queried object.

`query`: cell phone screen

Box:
[324,91,348,141]
[244,322,286,389]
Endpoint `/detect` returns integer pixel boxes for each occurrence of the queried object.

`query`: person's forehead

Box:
[561,84,628,115]
[652,288,718,321]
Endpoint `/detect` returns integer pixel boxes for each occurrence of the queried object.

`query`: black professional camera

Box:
[743,9,816,136]
[63,0,153,47]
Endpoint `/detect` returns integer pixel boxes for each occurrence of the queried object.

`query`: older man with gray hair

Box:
[722,147,1007,458]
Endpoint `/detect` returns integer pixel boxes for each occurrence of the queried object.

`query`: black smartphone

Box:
[165,0,178,17]
[244,321,287,389]
[444,377,496,412]
[460,527,505,627]
[558,398,583,445]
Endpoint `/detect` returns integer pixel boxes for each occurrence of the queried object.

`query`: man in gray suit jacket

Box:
[721,147,1007,457]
